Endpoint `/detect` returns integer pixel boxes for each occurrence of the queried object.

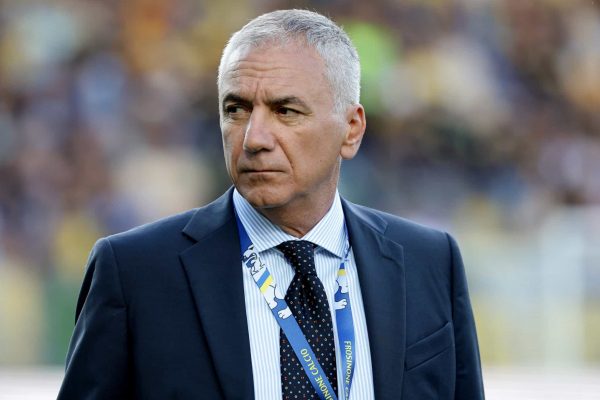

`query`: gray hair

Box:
[217,9,361,113]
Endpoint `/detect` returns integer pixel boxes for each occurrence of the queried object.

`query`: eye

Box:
[224,104,249,118]
[276,107,299,116]
[225,105,241,113]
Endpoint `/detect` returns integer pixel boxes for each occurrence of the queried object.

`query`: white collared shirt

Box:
[233,189,375,400]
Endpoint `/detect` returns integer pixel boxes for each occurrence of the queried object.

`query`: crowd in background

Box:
[1,0,599,366]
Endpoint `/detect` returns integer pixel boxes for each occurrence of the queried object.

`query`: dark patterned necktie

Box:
[277,240,337,399]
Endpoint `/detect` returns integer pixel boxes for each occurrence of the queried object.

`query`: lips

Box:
[238,160,286,176]
[239,169,285,182]
[239,165,283,174]
[242,170,282,177]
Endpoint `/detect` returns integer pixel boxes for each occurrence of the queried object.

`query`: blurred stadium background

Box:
[0,0,599,398]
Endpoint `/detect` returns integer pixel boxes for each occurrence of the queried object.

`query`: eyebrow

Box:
[269,96,309,110]
[222,93,250,107]
[222,93,310,110]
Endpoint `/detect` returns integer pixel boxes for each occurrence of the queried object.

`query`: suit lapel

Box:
[342,199,406,399]
[179,189,254,399]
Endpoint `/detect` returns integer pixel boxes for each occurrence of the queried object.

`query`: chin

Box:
[237,185,289,210]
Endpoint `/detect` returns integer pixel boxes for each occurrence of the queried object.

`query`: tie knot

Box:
[277,240,317,276]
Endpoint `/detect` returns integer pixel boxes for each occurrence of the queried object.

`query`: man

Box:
[58,9,484,400]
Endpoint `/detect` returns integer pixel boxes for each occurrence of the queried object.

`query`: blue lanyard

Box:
[235,213,356,400]
[334,257,355,399]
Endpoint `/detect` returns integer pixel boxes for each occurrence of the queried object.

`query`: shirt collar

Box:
[232,189,347,258]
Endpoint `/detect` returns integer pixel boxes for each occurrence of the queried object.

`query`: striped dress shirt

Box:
[233,189,375,400]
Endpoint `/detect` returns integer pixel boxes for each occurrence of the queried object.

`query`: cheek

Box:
[223,124,243,149]
[222,129,240,171]
[304,124,344,161]
[292,138,340,180]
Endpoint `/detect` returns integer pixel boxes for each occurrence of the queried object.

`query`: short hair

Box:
[218,9,361,113]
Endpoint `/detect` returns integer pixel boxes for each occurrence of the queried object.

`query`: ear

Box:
[340,104,366,160]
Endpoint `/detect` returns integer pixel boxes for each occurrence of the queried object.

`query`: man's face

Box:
[219,42,359,212]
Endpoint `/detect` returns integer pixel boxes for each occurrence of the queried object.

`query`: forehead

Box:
[219,42,330,100]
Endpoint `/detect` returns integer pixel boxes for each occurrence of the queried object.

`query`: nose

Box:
[243,108,276,153]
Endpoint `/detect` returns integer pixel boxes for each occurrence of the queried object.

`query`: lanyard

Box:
[235,213,356,400]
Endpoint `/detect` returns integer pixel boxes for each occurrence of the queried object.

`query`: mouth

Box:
[239,169,284,182]
[243,170,281,177]
[240,168,282,174]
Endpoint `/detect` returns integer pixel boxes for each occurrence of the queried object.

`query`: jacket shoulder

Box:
[344,201,450,248]
[98,188,234,259]
[105,208,198,249]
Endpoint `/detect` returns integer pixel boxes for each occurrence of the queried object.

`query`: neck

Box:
[257,192,336,238]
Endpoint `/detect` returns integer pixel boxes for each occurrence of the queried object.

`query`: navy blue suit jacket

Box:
[58,189,484,399]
